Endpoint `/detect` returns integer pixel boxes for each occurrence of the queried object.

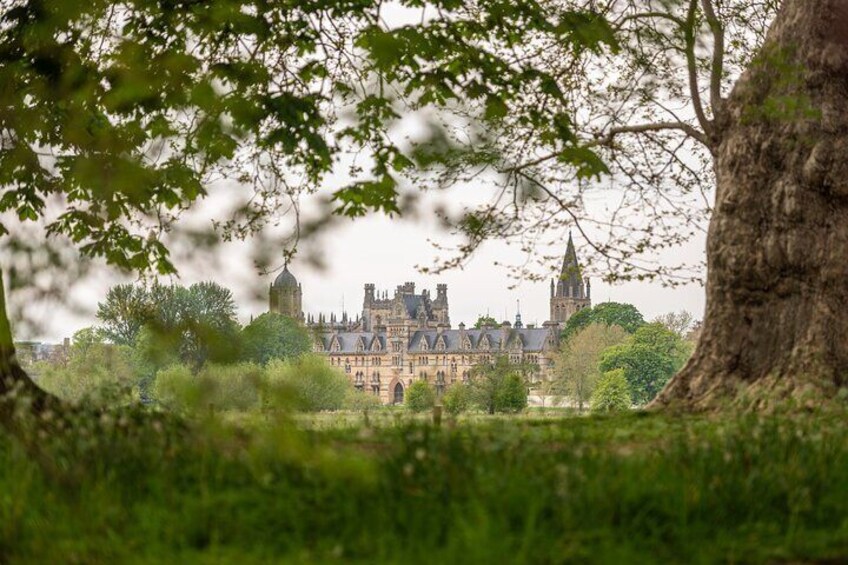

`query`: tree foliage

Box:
[599,323,691,405]
[265,354,348,412]
[553,322,628,411]
[561,302,645,340]
[442,383,472,416]
[240,313,311,365]
[470,356,529,414]
[473,315,499,329]
[34,327,135,404]
[590,369,631,413]
[98,281,240,373]
[405,380,435,413]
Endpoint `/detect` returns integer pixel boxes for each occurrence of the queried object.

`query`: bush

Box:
[591,369,632,413]
[344,388,383,411]
[153,363,264,411]
[494,373,527,413]
[34,339,137,405]
[266,354,348,412]
[405,380,435,413]
[442,384,472,415]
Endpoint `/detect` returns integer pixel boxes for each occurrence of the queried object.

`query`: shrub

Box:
[494,373,528,413]
[344,388,383,411]
[591,369,632,413]
[153,363,264,411]
[442,384,472,415]
[34,340,137,405]
[266,354,348,412]
[405,380,435,413]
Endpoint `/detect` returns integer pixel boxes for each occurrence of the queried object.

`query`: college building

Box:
[269,235,591,404]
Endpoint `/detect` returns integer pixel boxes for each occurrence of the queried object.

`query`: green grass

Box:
[2,407,848,563]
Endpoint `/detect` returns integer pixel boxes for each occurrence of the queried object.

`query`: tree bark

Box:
[654,0,848,410]
[0,271,56,417]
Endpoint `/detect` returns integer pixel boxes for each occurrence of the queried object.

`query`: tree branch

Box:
[501,121,708,174]
[684,0,713,137]
[700,0,725,113]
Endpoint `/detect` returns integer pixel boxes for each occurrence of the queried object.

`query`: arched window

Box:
[371,373,381,395]
[393,382,404,405]
[435,372,446,396]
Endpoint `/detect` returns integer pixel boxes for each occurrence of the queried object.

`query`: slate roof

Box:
[318,332,386,353]
[320,327,553,354]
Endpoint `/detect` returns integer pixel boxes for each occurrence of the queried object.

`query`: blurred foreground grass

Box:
[1,407,847,563]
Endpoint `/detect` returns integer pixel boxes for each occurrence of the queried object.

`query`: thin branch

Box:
[684,0,713,137]
[700,0,725,113]
[502,121,708,174]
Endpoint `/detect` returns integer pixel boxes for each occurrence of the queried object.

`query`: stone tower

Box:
[269,265,304,321]
[549,233,591,325]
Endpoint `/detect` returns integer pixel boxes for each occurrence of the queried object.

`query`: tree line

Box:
[550,303,695,411]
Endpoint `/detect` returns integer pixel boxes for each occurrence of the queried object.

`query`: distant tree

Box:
[34,328,135,405]
[405,381,436,413]
[599,324,690,406]
[590,369,631,413]
[240,313,311,365]
[470,356,529,415]
[553,323,628,411]
[561,303,645,341]
[495,373,528,414]
[474,315,499,329]
[442,384,472,416]
[96,284,151,346]
[653,311,695,339]
[110,281,241,371]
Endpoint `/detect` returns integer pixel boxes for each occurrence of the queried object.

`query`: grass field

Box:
[2,406,847,563]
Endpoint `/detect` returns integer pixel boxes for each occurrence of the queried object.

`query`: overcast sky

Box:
[20,186,707,343]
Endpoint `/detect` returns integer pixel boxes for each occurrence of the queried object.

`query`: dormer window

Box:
[420,339,428,351]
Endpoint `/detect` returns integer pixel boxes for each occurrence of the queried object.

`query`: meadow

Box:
[1,406,847,564]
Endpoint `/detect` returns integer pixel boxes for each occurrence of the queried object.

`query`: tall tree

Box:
[96,284,151,345]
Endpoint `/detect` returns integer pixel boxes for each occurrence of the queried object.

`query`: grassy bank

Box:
[1,408,847,563]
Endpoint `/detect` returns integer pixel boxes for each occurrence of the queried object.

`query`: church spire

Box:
[556,231,584,298]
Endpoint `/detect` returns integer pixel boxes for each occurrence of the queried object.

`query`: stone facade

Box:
[271,238,590,404]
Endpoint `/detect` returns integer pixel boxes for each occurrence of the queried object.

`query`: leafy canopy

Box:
[0,0,615,281]
[561,302,645,340]
[240,313,311,365]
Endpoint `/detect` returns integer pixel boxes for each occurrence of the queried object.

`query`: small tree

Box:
[590,369,631,413]
[553,323,629,411]
[442,384,472,416]
[495,373,528,414]
[470,356,529,415]
[405,381,435,413]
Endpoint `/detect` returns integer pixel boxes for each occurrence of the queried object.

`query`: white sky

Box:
[20,188,707,343]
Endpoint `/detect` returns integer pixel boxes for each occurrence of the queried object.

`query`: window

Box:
[435,372,446,396]
[371,373,381,396]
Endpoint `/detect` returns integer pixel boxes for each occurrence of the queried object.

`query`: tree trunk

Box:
[655,0,848,410]
[0,271,56,417]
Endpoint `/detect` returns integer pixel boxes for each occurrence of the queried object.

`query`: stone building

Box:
[272,237,591,404]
